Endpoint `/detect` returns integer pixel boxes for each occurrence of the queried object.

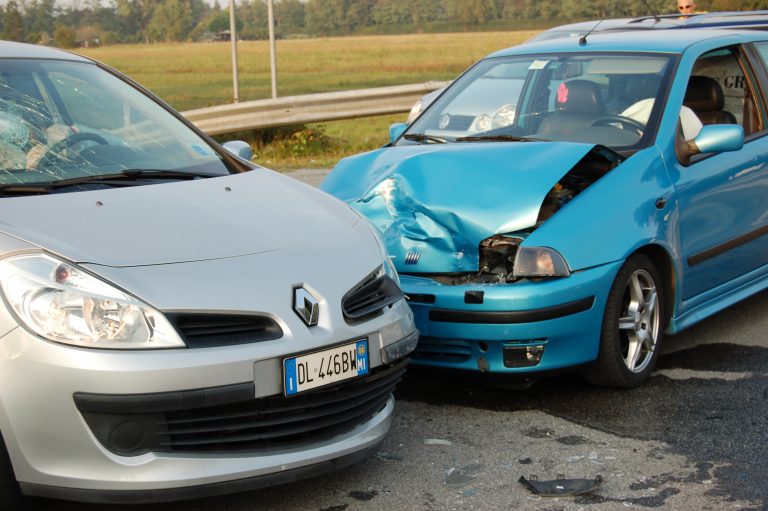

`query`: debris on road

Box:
[424,438,452,446]
[444,464,484,485]
[519,474,604,497]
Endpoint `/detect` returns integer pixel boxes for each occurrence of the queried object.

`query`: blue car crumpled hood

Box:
[322,141,597,273]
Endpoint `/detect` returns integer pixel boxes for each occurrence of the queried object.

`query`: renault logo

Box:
[293,287,320,327]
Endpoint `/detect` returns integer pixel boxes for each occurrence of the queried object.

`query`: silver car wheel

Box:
[586,254,666,388]
[617,269,660,374]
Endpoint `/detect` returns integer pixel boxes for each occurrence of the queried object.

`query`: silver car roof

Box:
[0,41,91,63]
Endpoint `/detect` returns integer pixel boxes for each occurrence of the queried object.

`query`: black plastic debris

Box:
[519,474,603,497]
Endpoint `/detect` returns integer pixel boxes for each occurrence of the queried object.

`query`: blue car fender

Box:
[523,146,679,277]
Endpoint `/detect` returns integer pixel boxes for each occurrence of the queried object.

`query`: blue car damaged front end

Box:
[322,141,636,375]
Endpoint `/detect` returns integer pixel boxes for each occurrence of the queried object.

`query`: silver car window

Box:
[0,59,230,185]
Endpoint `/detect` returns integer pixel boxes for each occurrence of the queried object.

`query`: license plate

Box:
[283,340,369,396]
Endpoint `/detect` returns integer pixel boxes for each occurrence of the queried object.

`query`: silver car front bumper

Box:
[0,301,415,502]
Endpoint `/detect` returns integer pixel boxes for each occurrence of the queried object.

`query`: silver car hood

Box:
[0,169,356,267]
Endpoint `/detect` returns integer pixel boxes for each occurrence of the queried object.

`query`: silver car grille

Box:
[74,359,407,455]
[341,271,403,324]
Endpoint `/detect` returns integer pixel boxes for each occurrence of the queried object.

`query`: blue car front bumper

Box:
[401,260,623,374]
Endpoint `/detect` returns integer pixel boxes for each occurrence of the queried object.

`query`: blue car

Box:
[323,28,768,388]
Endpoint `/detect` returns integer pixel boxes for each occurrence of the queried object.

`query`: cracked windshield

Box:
[0,60,229,188]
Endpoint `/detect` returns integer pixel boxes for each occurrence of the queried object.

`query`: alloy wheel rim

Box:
[617,269,660,373]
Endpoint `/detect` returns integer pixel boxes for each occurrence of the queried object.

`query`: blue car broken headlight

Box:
[513,247,571,278]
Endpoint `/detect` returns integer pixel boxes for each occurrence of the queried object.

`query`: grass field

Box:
[77,31,541,169]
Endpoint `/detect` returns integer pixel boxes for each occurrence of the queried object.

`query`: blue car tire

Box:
[588,254,665,388]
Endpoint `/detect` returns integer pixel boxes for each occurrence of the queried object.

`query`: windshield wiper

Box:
[0,170,218,195]
[0,184,51,195]
[403,133,447,144]
[455,135,544,143]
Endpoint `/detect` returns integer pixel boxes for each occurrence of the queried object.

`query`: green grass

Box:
[250,114,404,170]
[77,31,540,169]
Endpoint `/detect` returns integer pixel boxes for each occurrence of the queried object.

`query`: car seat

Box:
[683,76,737,125]
[537,79,604,135]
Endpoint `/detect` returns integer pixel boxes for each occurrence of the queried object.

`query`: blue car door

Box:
[673,45,768,302]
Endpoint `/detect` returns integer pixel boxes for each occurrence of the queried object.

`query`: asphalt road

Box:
[27,169,768,511]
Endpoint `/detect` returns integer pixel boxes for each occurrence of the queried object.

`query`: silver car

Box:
[0,41,417,506]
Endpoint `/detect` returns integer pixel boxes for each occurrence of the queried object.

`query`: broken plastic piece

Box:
[519,474,603,497]
[424,438,452,446]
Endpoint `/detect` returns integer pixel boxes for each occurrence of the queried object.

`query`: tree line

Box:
[1,0,766,47]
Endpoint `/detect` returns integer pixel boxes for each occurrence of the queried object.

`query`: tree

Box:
[24,0,57,41]
[305,0,348,34]
[711,0,746,10]
[53,25,77,48]
[346,0,376,30]
[276,0,305,33]
[372,0,411,25]
[116,0,157,43]
[147,0,200,42]
[238,1,269,39]
[208,10,231,33]
[408,0,442,26]
[3,0,24,42]
[448,0,492,24]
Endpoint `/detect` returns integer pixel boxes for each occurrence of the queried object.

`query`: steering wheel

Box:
[36,132,109,169]
[591,115,646,135]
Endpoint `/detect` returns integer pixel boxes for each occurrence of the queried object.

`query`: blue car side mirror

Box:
[389,123,408,144]
[222,140,253,161]
[692,125,744,155]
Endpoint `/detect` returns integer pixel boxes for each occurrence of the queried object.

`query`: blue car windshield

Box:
[0,59,231,186]
[405,53,674,151]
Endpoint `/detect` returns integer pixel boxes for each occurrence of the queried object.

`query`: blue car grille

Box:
[412,336,473,363]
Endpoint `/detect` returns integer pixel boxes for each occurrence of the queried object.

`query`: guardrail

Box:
[181,81,450,135]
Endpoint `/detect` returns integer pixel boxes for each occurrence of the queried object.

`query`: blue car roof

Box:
[529,11,768,41]
[492,28,763,57]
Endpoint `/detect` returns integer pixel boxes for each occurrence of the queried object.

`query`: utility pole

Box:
[228,0,239,103]
[267,0,278,98]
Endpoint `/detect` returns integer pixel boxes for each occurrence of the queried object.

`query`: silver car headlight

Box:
[0,253,185,349]
[473,114,491,132]
[370,228,400,286]
[492,104,516,129]
[513,247,571,278]
[378,255,400,286]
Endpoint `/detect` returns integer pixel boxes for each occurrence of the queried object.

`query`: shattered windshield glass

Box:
[405,53,674,150]
[0,59,230,188]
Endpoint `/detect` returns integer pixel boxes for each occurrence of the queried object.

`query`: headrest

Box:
[555,80,603,114]
[625,75,662,102]
[684,76,725,112]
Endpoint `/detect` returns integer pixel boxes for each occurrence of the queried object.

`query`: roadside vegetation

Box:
[2,0,763,170]
[1,0,707,46]
[78,32,536,170]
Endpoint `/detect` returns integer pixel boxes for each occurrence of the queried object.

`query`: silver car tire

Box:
[0,438,22,511]
[587,254,665,388]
